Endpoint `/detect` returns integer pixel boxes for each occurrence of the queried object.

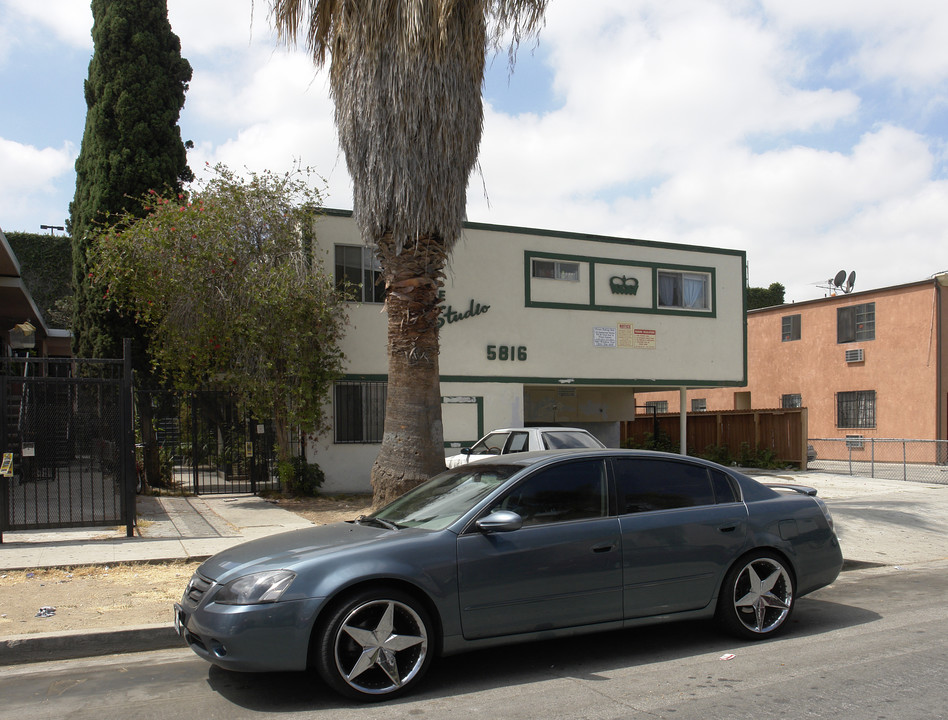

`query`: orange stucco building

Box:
[637,275,948,461]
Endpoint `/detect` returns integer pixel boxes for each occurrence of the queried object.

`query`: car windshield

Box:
[369,466,520,530]
[469,432,509,456]
[541,431,604,449]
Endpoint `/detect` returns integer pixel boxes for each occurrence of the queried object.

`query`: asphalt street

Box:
[1,560,946,719]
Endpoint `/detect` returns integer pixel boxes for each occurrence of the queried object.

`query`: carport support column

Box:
[680,388,688,456]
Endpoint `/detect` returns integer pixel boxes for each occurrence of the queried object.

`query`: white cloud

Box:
[168,0,271,56]
[1,0,92,49]
[0,137,75,229]
[761,0,948,86]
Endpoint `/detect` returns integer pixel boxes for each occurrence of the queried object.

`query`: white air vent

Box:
[845,348,864,363]
[845,435,865,449]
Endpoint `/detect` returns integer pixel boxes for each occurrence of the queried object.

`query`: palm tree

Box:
[271,0,548,505]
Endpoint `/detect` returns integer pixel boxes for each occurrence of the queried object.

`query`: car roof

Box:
[458,449,772,499]
[464,447,728,469]
[482,427,596,434]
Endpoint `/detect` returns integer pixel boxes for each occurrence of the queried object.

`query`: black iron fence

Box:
[808,438,948,484]
[141,389,279,495]
[1,350,135,541]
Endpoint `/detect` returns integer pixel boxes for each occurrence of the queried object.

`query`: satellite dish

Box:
[833,270,847,288]
[845,271,856,293]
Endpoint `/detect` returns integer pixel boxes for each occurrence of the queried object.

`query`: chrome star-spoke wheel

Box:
[332,597,429,696]
[731,557,793,634]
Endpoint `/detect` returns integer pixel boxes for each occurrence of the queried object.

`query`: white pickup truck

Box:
[445,426,605,468]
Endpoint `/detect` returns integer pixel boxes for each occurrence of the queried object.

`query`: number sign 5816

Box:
[486,345,527,361]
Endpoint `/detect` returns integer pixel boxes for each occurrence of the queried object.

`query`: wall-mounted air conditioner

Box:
[845,348,864,363]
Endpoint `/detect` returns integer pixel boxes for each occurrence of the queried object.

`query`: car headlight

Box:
[214,570,296,605]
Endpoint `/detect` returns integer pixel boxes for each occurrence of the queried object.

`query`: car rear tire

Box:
[716,551,794,640]
[314,587,434,701]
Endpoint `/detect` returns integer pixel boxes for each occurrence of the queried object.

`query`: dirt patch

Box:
[0,561,202,636]
[261,494,373,526]
[0,495,372,637]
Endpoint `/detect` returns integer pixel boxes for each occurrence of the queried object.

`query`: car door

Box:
[614,458,747,618]
[456,458,622,640]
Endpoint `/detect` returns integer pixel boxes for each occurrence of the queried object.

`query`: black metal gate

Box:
[144,390,278,495]
[1,350,135,542]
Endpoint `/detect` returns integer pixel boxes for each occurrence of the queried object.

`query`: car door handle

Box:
[592,544,616,553]
[718,525,737,533]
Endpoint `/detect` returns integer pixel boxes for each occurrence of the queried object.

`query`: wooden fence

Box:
[620,407,809,467]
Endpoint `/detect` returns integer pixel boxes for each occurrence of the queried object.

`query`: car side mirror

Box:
[461,448,472,456]
[476,510,523,533]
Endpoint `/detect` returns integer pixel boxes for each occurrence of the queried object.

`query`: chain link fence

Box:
[808,438,948,485]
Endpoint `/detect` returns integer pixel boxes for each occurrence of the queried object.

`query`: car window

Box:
[506,431,530,454]
[615,458,716,514]
[541,430,603,449]
[710,469,739,503]
[494,460,607,526]
[470,432,509,456]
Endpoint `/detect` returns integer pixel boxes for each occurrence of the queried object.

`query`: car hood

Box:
[197,521,403,583]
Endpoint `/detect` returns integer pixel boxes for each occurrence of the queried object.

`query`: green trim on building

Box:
[524,250,719,318]
[341,374,746,388]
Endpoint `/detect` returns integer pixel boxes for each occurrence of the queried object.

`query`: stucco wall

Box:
[308,212,747,492]
[638,279,947,445]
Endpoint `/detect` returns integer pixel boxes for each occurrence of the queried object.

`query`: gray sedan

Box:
[174,449,842,701]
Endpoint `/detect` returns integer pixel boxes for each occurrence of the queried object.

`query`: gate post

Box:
[1,374,6,543]
[122,339,136,538]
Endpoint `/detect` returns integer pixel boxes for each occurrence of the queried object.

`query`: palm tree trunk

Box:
[370,232,447,506]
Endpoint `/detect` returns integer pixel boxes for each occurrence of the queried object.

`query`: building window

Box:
[837,303,875,343]
[837,390,876,429]
[334,382,386,443]
[691,398,707,412]
[644,400,668,414]
[782,314,801,342]
[335,245,384,303]
[658,271,710,310]
[532,259,580,282]
[782,393,802,409]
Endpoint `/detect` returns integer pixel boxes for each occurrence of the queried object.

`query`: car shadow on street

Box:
[204,595,880,711]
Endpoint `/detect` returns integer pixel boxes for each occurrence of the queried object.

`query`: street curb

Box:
[0,623,180,666]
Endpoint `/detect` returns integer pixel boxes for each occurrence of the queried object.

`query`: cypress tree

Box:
[69,0,193,360]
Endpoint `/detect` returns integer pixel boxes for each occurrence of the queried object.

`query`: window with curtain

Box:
[836,390,876,429]
[334,381,387,443]
[658,271,710,310]
[532,259,580,282]
[837,303,875,343]
[782,314,801,341]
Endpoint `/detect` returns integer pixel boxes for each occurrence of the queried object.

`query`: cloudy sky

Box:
[1,0,946,302]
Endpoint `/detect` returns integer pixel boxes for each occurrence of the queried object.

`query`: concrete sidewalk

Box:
[2,471,947,666]
[0,494,315,571]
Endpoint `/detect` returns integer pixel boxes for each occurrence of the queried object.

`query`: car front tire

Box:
[716,551,795,640]
[314,587,434,701]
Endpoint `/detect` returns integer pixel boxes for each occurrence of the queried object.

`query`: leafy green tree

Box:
[92,164,349,468]
[747,282,785,310]
[271,0,549,506]
[69,0,193,361]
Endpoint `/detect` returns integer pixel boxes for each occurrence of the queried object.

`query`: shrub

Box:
[278,456,326,497]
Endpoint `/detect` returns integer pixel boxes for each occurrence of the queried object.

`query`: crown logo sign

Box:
[609,275,639,296]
